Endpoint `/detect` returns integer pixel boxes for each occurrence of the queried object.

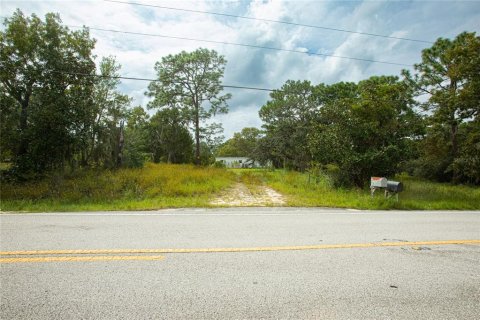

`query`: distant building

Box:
[215,156,263,168]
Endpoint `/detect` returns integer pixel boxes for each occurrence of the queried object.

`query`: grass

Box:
[234,169,480,210]
[1,164,478,212]
[1,163,235,212]
[0,162,12,170]
[230,169,265,195]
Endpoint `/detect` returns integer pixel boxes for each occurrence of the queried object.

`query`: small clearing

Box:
[210,183,285,207]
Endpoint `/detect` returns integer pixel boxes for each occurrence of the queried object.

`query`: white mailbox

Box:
[370,177,387,188]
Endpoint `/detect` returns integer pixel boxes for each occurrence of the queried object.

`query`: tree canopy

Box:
[146,48,231,165]
[403,32,480,183]
[1,10,96,174]
[217,127,262,158]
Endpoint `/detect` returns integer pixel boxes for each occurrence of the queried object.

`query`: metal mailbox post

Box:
[370,177,387,197]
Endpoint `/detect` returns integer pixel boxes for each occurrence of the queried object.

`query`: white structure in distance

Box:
[215,157,263,168]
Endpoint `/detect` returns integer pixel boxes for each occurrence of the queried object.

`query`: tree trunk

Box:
[451,121,459,182]
[194,103,201,166]
[17,97,30,157]
[117,121,124,168]
[451,122,458,157]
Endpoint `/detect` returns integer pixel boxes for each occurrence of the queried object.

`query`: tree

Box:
[123,106,149,168]
[0,83,19,161]
[88,56,131,168]
[403,32,480,182]
[308,77,422,187]
[452,120,480,184]
[0,10,96,174]
[148,109,193,164]
[258,80,317,171]
[146,48,231,165]
[217,127,262,158]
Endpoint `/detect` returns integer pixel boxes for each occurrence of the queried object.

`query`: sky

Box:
[2,0,480,139]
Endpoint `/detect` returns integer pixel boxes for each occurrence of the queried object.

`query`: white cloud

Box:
[214,104,263,138]
[2,0,480,138]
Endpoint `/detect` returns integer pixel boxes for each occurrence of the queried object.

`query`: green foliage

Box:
[236,170,480,210]
[258,77,422,186]
[1,11,478,194]
[148,109,193,164]
[451,120,480,184]
[1,10,96,174]
[259,80,317,171]
[146,48,231,165]
[87,56,132,169]
[313,76,422,187]
[1,163,235,211]
[199,142,216,166]
[403,32,480,183]
[122,107,150,168]
[217,127,262,158]
[0,87,19,161]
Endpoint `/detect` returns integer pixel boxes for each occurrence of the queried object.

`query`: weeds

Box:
[1,165,478,212]
[242,170,480,210]
[1,163,235,212]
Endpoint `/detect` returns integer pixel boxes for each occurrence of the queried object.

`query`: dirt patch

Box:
[211,183,285,207]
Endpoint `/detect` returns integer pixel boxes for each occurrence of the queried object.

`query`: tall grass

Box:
[2,164,478,212]
[1,163,235,212]
[238,169,480,210]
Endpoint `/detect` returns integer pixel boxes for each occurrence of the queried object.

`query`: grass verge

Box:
[1,163,235,212]
[231,169,480,210]
[1,165,478,212]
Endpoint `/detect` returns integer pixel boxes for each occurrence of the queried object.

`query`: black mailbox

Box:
[387,180,403,193]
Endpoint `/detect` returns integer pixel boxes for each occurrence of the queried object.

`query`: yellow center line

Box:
[0,239,478,256]
[0,255,165,264]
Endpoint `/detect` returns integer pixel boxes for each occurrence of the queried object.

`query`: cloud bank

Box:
[2,0,479,138]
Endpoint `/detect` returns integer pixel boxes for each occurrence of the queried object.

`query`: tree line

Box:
[1,10,479,186]
[219,32,479,186]
[1,10,228,180]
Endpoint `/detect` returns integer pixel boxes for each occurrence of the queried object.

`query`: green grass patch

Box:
[234,169,480,210]
[1,163,235,212]
[0,162,12,171]
[1,165,478,212]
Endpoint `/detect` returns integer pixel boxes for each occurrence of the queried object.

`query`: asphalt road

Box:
[1,208,479,319]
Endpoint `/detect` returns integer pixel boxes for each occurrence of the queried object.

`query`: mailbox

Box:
[370,177,387,188]
[387,181,403,193]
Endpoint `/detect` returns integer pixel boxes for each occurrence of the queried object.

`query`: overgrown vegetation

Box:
[1,165,478,211]
[1,10,478,212]
[219,32,480,187]
[0,11,227,179]
[1,163,235,212]
[234,169,480,210]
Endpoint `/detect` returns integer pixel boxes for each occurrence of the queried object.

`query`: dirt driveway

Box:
[210,182,285,206]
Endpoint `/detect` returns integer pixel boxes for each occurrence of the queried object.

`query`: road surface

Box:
[1,208,479,319]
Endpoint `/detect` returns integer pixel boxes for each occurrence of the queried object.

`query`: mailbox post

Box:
[370,177,387,197]
[386,180,403,201]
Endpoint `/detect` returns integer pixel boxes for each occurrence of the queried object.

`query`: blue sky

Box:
[2,0,480,138]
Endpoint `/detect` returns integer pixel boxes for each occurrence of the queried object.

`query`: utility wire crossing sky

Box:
[104,0,435,44]
[2,0,479,138]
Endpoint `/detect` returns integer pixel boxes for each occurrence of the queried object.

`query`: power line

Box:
[104,0,434,44]
[52,70,278,92]
[2,14,414,67]
[69,25,413,67]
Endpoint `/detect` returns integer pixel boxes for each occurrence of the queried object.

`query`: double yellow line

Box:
[0,255,165,264]
[1,239,478,264]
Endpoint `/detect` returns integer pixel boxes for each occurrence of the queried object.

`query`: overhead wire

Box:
[104,0,434,44]
[51,70,279,92]
[68,25,413,67]
[1,14,415,67]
